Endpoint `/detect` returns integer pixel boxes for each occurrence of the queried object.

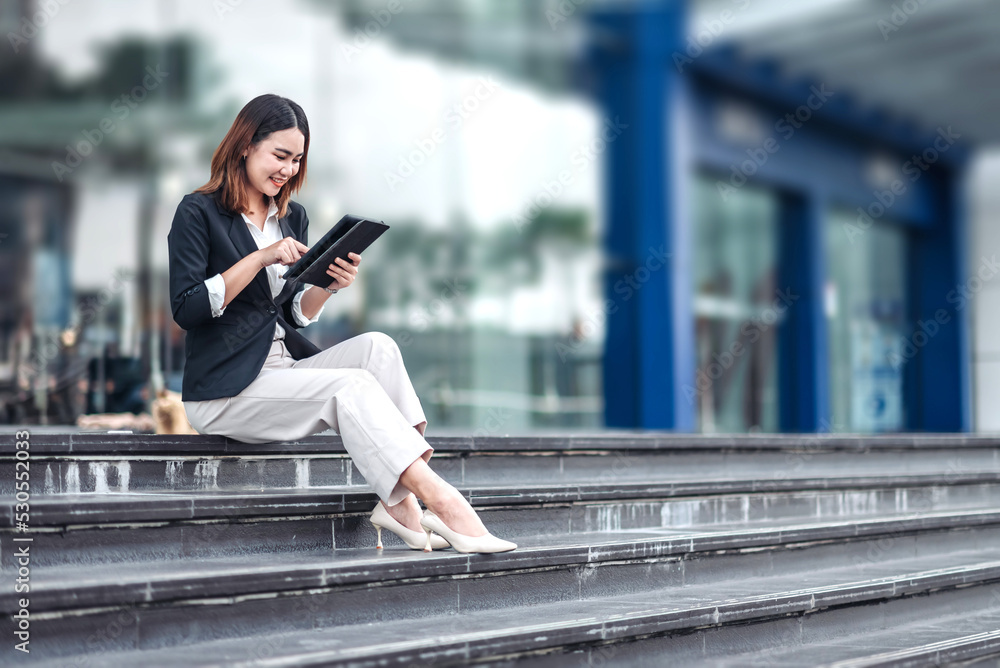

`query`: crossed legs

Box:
[292,333,487,537]
[380,420,488,537]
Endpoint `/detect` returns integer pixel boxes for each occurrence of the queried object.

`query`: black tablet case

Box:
[283,214,389,287]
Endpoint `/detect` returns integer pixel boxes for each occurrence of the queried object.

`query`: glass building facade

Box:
[692,176,779,433]
[825,211,908,433]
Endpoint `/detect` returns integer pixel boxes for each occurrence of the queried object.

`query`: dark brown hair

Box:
[195,94,310,220]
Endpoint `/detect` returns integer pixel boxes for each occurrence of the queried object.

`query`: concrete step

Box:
[9,449,999,495]
[5,432,1000,666]
[6,507,1000,616]
[19,427,1000,454]
[943,646,1000,668]
[21,432,1000,455]
[8,476,1000,528]
[16,546,1000,666]
[493,583,1000,667]
[7,433,1000,495]
[5,478,1000,569]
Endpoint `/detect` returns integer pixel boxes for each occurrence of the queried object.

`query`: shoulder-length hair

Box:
[194,94,310,220]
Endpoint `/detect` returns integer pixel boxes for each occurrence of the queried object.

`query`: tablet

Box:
[282,214,389,287]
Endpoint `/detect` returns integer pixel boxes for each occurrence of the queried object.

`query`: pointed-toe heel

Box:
[419,510,517,554]
[369,503,450,551]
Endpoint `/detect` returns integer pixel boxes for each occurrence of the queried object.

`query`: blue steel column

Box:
[588,3,695,431]
[909,164,972,431]
[952,164,973,431]
[778,194,831,432]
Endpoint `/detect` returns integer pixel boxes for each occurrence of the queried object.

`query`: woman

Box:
[167,94,514,554]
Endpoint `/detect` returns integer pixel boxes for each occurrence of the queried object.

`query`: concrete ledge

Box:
[4,473,1000,527]
[6,508,1000,616]
[5,432,1000,455]
[19,560,1000,667]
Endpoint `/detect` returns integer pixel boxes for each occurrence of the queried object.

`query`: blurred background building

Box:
[0,0,996,434]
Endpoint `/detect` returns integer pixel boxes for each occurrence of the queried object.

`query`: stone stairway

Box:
[3,432,1000,666]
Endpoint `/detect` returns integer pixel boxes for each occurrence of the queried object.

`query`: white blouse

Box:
[202,200,325,339]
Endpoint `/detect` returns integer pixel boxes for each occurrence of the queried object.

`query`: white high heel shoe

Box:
[419,510,517,554]
[369,503,450,550]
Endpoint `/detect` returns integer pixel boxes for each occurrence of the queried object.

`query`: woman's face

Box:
[244,127,305,208]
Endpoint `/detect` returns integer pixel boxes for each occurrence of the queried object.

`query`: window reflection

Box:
[364,210,604,431]
[692,176,779,433]
[826,210,908,432]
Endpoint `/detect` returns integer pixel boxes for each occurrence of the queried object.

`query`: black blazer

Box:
[167,191,322,401]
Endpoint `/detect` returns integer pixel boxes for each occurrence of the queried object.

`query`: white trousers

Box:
[183,330,431,506]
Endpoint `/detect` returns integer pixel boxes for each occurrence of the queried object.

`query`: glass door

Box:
[692,176,780,433]
[825,210,908,432]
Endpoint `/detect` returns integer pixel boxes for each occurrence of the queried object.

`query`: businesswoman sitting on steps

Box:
[168,93,514,554]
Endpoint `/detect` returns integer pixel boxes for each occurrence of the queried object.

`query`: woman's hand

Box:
[257,236,309,269]
[324,252,361,291]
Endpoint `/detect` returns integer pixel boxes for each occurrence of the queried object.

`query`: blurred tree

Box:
[482,207,591,284]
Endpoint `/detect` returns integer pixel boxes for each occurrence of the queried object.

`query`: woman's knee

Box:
[363,331,402,372]
[365,330,399,353]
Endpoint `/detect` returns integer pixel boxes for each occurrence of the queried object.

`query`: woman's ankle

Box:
[382,494,422,528]
[427,491,487,537]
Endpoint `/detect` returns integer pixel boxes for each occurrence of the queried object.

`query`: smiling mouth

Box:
[270,177,286,186]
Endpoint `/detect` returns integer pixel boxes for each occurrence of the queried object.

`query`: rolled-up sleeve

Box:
[167,198,215,331]
[292,287,324,326]
[205,273,227,317]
